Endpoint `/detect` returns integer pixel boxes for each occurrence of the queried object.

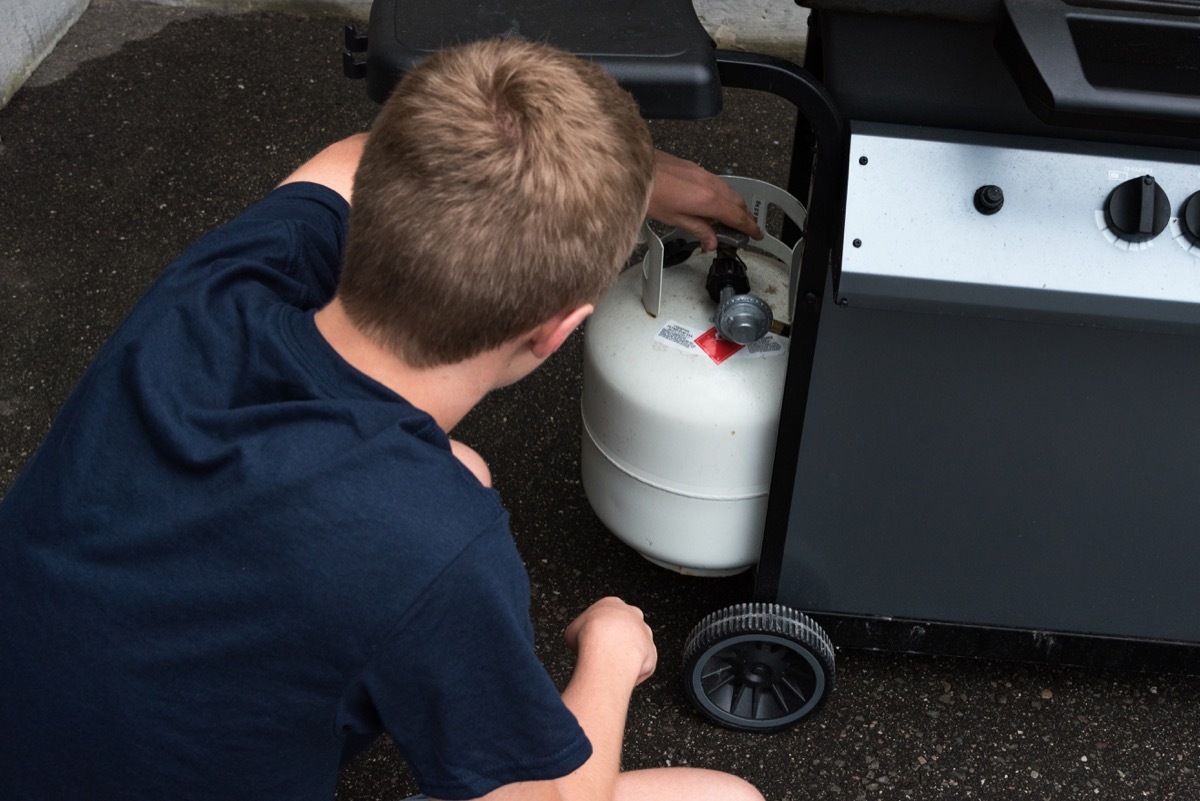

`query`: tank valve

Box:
[705,226,773,344]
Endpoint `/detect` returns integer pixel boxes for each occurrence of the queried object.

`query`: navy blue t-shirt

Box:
[0,182,591,800]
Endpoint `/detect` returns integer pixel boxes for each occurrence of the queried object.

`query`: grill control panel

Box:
[839,123,1200,333]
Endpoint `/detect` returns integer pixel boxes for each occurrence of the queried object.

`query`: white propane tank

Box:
[581,177,807,576]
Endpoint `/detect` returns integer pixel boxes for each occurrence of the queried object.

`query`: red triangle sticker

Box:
[694,327,744,365]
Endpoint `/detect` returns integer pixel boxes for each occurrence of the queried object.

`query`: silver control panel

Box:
[838,123,1200,332]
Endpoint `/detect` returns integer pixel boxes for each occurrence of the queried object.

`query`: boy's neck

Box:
[313,298,498,433]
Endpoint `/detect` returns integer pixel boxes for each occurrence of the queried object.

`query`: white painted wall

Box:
[2,0,807,108]
[2,0,90,106]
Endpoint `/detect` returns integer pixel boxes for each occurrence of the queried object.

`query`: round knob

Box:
[1181,191,1200,246]
[973,184,1004,215]
[717,292,773,344]
[1104,175,1171,243]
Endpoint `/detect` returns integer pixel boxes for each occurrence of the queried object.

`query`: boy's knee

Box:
[717,773,765,801]
[735,778,766,801]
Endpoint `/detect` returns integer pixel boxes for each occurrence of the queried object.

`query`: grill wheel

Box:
[682,603,835,731]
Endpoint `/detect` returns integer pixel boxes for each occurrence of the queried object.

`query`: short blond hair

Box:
[339,39,655,367]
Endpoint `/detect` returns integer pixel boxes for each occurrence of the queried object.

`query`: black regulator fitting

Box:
[705,249,751,301]
[704,225,773,344]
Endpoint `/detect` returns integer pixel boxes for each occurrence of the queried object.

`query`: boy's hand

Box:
[564,597,657,687]
[647,150,765,251]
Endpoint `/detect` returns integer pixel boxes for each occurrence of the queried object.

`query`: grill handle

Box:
[997,0,1200,137]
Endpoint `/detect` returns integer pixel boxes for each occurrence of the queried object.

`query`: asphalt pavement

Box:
[2,2,1199,800]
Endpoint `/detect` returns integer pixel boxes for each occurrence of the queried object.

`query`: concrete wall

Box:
[695,0,808,61]
[2,0,807,108]
[2,0,90,106]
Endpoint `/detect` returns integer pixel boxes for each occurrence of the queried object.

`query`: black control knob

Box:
[1181,191,1200,246]
[1104,175,1171,243]
[973,184,1004,215]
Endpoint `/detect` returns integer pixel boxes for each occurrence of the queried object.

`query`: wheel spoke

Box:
[729,682,748,716]
[702,664,736,692]
[770,683,791,714]
[779,673,808,705]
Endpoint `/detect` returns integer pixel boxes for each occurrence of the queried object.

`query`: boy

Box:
[0,39,762,801]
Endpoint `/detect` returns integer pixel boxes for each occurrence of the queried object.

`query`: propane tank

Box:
[581,177,806,575]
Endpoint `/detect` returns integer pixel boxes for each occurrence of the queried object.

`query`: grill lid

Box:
[804,0,1200,140]
[998,0,1200,135]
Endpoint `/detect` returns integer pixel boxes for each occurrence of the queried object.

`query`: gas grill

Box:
[349,0,1200,730]
[764,0,1200,672]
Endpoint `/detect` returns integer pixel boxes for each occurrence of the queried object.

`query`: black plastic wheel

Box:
[682,603,834,732]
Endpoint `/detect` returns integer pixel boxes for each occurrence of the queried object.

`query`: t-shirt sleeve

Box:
[337,528,592,800]
[161,181,349,309]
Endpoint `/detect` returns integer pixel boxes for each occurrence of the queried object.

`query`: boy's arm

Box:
[450,440,492,487]
[277,141,753,246]
[552,597,656,801]
[430,597,656,801]
[648,150,765,251]
[277,133,368,204]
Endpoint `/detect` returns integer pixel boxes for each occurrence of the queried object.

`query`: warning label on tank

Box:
[744,335,785,356]
[654,321,699,352]
[654,320,787,365]
[694,328,744,364]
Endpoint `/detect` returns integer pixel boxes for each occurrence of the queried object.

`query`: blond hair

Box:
[339,39,655,367]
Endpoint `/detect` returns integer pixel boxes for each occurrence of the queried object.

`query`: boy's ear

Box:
[529,304,594,360]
